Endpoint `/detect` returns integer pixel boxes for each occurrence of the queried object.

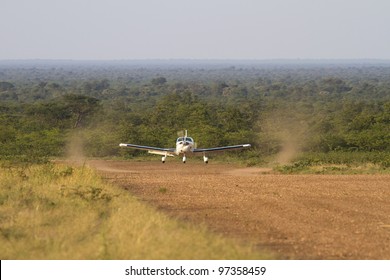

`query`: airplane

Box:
[119,130,251,164]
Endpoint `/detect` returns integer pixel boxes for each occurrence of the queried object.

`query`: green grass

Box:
[0,162,267,259]
[273,151,390,174]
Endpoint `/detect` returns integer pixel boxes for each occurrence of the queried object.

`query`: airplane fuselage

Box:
[175,136,194,155]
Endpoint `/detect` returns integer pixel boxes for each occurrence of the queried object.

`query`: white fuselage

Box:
[175,137,194,155]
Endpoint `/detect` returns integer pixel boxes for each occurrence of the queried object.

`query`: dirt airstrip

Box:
[88,160,390,259]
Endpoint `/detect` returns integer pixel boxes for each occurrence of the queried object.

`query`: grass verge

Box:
[273,151,390,174]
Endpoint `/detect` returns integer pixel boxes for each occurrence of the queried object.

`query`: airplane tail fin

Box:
[177,130,188,138]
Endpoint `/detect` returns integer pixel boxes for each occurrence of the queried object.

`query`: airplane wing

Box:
[119,143,175,156]
[193,144,251,153]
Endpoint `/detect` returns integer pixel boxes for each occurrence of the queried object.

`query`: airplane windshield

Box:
[177,137,193,143]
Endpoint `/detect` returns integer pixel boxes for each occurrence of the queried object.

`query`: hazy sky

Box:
[1,0,390,60]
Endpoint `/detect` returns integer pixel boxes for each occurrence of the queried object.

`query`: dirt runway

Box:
[88,160,390,259]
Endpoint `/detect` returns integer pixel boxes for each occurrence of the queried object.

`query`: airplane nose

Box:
[181,144,191,153]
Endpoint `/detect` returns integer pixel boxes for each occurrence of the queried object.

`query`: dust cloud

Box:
[259,110,308,165]
[65,131,86,164]
[275,136,301,164]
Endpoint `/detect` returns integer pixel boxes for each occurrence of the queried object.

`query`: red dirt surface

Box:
[88,160,390,259]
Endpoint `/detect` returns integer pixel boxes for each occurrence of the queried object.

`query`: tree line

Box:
[0,62,389,165]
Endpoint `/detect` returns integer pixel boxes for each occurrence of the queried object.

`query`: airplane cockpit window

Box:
[176,137,194,143]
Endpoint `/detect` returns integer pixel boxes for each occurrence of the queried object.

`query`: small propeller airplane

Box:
[119,130,251,163]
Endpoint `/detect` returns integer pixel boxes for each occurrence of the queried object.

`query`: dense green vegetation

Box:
[0,61,389,169]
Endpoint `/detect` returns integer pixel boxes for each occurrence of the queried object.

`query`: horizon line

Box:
[2,58,390,65]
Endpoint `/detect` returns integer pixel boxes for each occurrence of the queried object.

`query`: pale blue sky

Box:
[1,0,390,60]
